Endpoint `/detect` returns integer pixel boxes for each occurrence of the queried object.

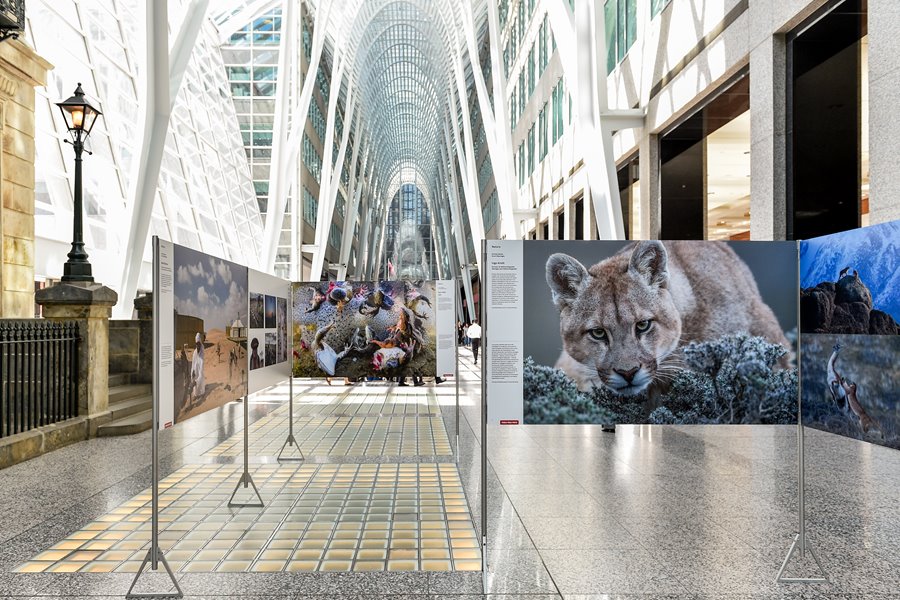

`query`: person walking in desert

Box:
[191,332,206,400]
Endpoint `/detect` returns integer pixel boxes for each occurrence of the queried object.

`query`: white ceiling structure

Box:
[116,0,638,314]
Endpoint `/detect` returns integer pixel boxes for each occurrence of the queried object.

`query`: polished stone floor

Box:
[1,348,899,598]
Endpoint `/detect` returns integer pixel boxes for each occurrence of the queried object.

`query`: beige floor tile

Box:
[216,560,252,572]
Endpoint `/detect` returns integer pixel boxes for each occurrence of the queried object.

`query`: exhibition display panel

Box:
[157,240,250,428]
[124,238,469,597]
[483,239,799,426]
[247,270,292,394]
[292,280,440,378]
[800,220,900,449]
[478,233,900,586]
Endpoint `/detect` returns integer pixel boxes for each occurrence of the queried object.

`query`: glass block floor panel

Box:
[16,463,480,574]
[291,384,443,417]
[203,414,452,458]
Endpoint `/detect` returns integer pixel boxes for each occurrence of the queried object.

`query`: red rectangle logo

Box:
[499,419,520,425]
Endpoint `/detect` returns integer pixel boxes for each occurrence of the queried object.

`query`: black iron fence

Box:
[0,320,80,439]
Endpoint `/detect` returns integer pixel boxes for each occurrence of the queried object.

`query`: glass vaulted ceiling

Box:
[347,1,454,195]
[336,0,482,279]
[213,0,484,279]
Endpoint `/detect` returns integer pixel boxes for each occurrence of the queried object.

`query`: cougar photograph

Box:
[523,240,798,425]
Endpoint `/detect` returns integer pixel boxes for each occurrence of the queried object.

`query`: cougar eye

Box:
[635,320,652,333]
[587,328,607,341]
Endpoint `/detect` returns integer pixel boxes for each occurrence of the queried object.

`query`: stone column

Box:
[639,132,661,240]
[36,283,118,429]
[0,40,51,318]
[867,0,900,225]
[134,292,153,384]
[749,33,788,241]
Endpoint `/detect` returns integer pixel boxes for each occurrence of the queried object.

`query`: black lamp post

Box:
[56,83,102,283]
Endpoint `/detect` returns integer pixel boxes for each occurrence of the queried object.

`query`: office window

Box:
[552,81,559,143]
[302,186,318,225]
[528,45,536,96]
[482,190,500,231]
[528,124,535,174]
[539,104,548,160]
[518,0,525,45]
[510,91,517,128]
[551,79,566,144]
[302,133,322,182]
[518,72,526,114]
[518,142,525,186]
[605,0,638,72]
[329,222,341,250]
[539,16,549,73]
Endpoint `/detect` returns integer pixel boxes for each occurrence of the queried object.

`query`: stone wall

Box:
[109,320,141,377]
[0,40,50,318]
[108,316,153,384]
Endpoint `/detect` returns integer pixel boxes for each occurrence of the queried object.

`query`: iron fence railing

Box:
[0,319,80,439]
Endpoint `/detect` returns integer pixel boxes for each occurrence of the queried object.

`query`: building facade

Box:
[500,0,889,244]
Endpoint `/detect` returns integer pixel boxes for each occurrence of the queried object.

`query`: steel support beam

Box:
[309,64,355,280]
[263,0,295,277]
[262,0,333,270]
[448,64,485,274]
[544,0,645,240]
[337,138,369,280]
[117,0,209,318]
[459,3,520,240]
[576,0,625,239]
[440,128,477,318]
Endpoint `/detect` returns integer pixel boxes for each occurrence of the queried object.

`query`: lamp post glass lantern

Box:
[56,83,102,283]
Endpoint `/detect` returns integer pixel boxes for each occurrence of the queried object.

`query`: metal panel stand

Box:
[479,243,488,593]
[455,328,460,463]
[277,375,304,461]
[776,421,829,583]
[229,382,264,508]
[127,236,183,599]
[777,243,828,584]
[455,278,460,463]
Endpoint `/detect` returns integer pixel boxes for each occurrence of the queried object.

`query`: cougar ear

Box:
[546,253,589,309]
[629,241,669,289]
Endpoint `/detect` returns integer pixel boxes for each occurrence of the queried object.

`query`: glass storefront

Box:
[659,73,750,240]
[787,0,868,239]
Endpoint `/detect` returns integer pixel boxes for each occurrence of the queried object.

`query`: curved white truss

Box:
[116,0,643,303]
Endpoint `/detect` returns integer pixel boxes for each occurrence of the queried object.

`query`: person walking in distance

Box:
[467,320,482,364]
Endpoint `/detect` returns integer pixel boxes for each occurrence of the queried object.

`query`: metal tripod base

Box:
[276,433,305,462]
[776,534,829,584]
[125,547,183,599]
[228,472,264,508]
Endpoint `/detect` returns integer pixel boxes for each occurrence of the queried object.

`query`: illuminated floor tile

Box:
[17,462,481,574]
[204,414,452,458]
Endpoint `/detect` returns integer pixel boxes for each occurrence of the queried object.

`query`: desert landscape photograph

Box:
[172,244,249,423]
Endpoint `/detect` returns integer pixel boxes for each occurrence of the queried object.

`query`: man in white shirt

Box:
[467,320,482,364]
